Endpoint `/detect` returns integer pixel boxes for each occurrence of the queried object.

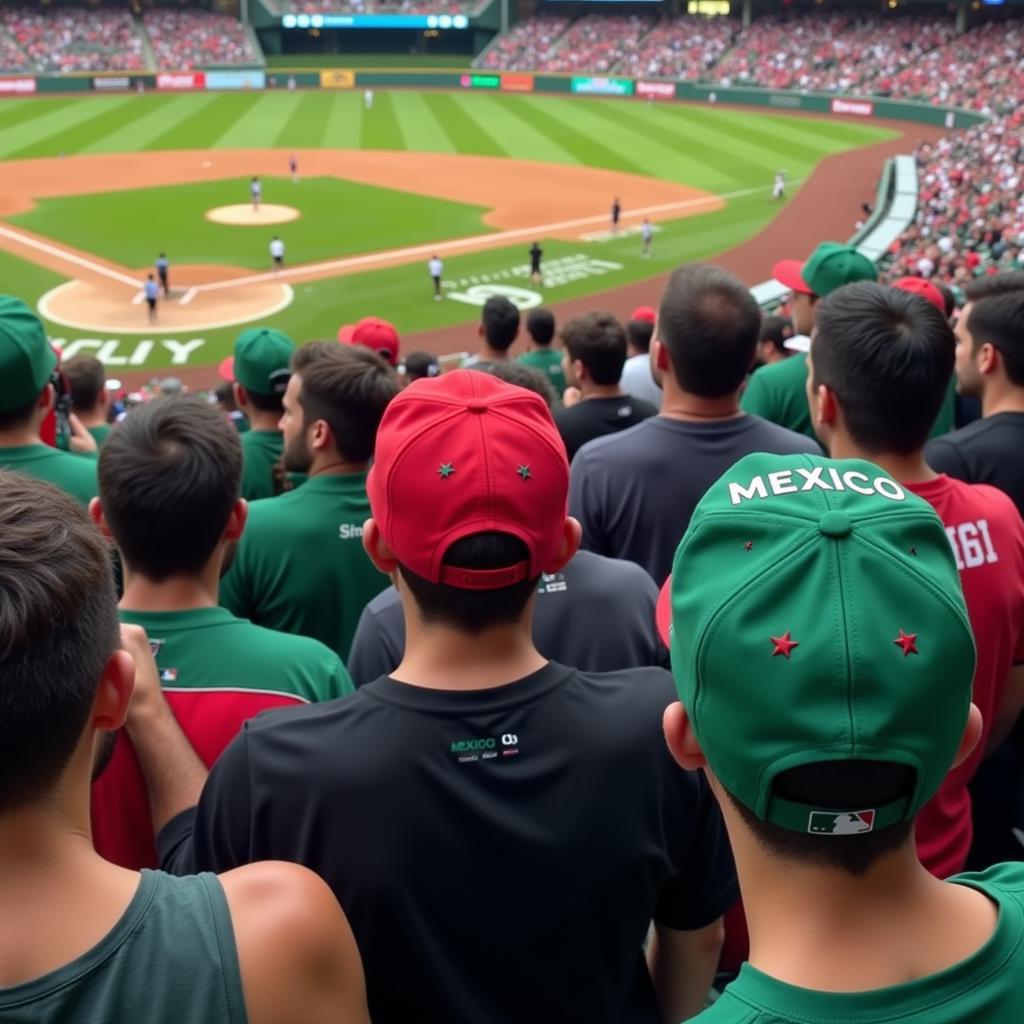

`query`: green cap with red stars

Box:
[656,452,976,835]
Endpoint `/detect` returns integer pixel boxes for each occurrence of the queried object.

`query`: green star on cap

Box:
[517,465,531,480]
[438,462,455,479]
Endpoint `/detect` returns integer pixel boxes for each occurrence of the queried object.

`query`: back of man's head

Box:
[479,361,557,409]
[811,282,955,455]
[98,396,242,581]
[62,355,106,415]
[657,263,761,396]
[481,296,520,353]
[965,291,1024,389]
[0,472,118,813]
[626,318,655,356]
[759,314,793,358]
[561,312,628,385]
[293,341,398,464]
[526,308,555,347]
[964,271,1024,304]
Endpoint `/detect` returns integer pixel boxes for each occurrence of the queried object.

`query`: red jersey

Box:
[907,476,1024,878]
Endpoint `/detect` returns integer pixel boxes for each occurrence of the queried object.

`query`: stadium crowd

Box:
[1,5,144,72]
[271,0,483,15]
[143,9,259,69]
[615,14,738,81]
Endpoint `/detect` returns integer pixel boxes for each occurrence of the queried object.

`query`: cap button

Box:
[466,398,488,413]
[818,511,852,538]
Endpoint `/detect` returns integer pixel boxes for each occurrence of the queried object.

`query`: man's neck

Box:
[307,453,369,478]
[242,408,281,432]
[0,425,44,448]
[478,344,510,363]
[981,383,1024,418]
[827,437,937,485]
[579,382,623,401]
[77,408,108,430]
[658,379,743,422]
[120,565,221,612]
[528,343,553,355]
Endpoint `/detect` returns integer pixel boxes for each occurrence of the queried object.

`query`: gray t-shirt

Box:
[347,549,669,686]
[570,414,821,582]
[620,354,662,407]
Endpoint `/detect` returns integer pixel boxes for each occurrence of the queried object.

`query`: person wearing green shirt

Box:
[742,242,877,440]
[0,295,98,504]
[63,353,112,450]
[221,341,398,661]
[518,307,567,398]
[659,450,1024,1022]
[219,327,295,501]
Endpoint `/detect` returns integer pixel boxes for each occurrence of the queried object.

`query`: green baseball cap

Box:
[218,327,295,396]
[656,452,975,836]
[773,242,877,298]
[0,295,57,412]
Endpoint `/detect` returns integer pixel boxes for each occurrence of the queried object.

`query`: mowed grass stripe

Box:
[79,93,203,153]
[458,92,579,165]
[0,97,126,158]
[387,91,457,153]
[418,92,508,156]
[359,90,406,150]
[0,96,80,132]
[5,95,152,159]
[272,91,333,149]
[321,91,362,150]
[215,91,303,149]
[147,93,263,150]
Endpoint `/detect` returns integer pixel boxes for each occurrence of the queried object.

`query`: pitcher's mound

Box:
[206,204,300,226]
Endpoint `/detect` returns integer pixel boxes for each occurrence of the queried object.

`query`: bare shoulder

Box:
[221,862,369,1024]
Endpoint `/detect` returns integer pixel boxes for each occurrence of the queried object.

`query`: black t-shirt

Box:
[158,663,737,1024]
[925,412,1024,519]
[570,414,821,582]
[347,549,669,686]
[555,394,657,461]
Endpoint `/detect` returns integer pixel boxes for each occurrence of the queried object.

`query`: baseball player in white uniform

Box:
[641,218,653,258]
[772,170,786,201]
[364,88,374,110]
[251,176,262,211]
[429,255,443,301]
[270,235,285,271]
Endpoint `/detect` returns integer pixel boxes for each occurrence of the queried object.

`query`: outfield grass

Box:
[0,89,896,372]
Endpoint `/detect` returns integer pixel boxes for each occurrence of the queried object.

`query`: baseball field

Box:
[0,87,898,378]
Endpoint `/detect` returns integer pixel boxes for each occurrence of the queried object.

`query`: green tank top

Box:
[0,871,246,1023]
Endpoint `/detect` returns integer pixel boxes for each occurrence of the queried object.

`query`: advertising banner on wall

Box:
[93,76,132,91]
[571,76,634,97]
[320,69,355,89]
[206,70,266,91]
[157,72,206,91]
[501,73,534,93]
[831,97,874,116]
[0,77,36,94]
[459,73,500,90]
[636,80,676,100]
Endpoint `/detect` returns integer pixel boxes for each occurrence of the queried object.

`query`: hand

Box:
[562,386,581,409]
[67,413,98,454]
[120,623,164,726]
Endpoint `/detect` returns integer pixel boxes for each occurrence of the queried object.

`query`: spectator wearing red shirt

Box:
[806,281,1024,878]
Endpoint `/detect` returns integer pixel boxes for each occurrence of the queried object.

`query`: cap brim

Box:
[218,356,235,382]
[783,334,811,354]
[338,324,356,344]
[656,576,672,647]
[772,259,814,295]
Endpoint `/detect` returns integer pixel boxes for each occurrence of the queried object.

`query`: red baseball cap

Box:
[218,356,235,382]
[630,305,657,323]
[339,316,400,366]
[367,369,569,590]
[892,276,946,313]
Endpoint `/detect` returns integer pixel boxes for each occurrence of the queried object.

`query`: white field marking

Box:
[36,282,295,335]
[193,182,794,295]
[131,290,144,305]
[179,287,197,305]
[0,225,140,288]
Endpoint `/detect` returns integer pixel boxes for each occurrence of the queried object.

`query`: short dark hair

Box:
[243,387,284,414]
[99,396,242,581]
[214,381,237,409]
[966,292,1024,387]
[934,282,956,320]
[293,342,397,463]
[526,308,556,346]
[62,354,106,413]
[626,319,654,355]
[0,395,38,431]
[728,760,915,876]
[481,296,520,352]
[0,472,119,813]
[398,533,539,634]
[478,361,556,409]
[964,271,1024,303]
[658,264,761,397]
[759,314,793,355]
[561,312,628,386]
[812,282,955,454]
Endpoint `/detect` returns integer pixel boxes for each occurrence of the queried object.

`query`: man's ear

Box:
[233,383,248,409]
[362,519,398,575]
[545,517,582,575]
[652,338,670,372]
[951,702,984,770]
[38,383,55,413]
[89,497,115,540]
[309,417,332,453]
[813,382,840,428]
[978,342,999,376]
[663,701,707,772]
[223,499,248,543]
[92,648,135,733]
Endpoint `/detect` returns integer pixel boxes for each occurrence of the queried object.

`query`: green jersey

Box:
[741,355,815,440]
[240,429,283,501]
[88,423,112,446]
[1,443,98,505]
[699,863,1024,1023]
[220,471,386,660]
[519,349,567,398]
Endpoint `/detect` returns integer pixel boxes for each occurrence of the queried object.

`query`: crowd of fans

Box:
[0,24,34,70]
[529,14,653,75]
[143,9,260,69]
[615,14,738,81]
[270,0,483,15]
[1,5,144,72]
[477,13,571,72]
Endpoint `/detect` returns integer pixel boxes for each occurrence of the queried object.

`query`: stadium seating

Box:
[0,28,35,72]
[478,14,571,72]
[615,16,738,81]
[271,0,483,14]
[144,10,261,69]
[1,6,144,73]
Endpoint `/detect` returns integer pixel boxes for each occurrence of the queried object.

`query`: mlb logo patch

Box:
[159,668,178,683]
[807,810,875,835]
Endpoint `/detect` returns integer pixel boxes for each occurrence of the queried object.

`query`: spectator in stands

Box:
[752,314,794,371]
[741,242,877,439]
[464,295,519,368]
[219,327,295,501]
[0,297,97,505]
[483,357,558,408]
[396,350,439,386]
[555,311,657,460]
[2,6,144,73]
[63,353,111,447]
[214,380,250,433]
[807,281,1024,879]
[220,342,397,660]
[89,395,351,868]
[144,9,259,70]
[660,449,1024,1022]
[570,264,819,583]
[926,275,1024,516]
[620,305,662,407]
[130,368,736,1024]
[0,471,369,1024]
[518,307,566,397]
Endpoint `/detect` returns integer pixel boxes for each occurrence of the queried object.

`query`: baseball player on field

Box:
[156,253,170,296]
[251,176,262,211]
[270,236,285,271]
[772,170,786,201]
[428,255,443,301]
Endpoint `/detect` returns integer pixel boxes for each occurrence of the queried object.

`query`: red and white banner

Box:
[831,97,874,117]
[0,78,36,94]
[157,71,206,91]
[637,81,676,100]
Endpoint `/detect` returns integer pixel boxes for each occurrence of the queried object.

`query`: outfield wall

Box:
[0,69,988,131]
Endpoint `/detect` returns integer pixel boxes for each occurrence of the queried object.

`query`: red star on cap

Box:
[894,629,918,657]
[770,631,799,659]
[743,541,753,551]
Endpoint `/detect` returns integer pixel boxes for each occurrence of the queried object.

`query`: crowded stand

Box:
[144,9,260,69]
[1,5,144,72]
[477,12,571,71]
[615,15,738,80]
[271,0,483,15]
[0,27,33,70]
[533,13,653,74]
